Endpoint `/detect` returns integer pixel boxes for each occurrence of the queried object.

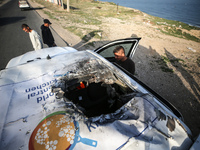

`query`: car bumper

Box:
[19,4,30,9]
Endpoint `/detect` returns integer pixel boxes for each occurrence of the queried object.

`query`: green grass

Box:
[65,26,102,42]
[33,0,200,42]
[155,55,186,73]
[160,66,174,73]
[87,41,95,47]
[160,27,200,42]
[44,11,58,20]
[170,58,184,63]
[151,16,200,31]
[183,32,200,42]
[82,30,102,41]
[150,16,200,42]
[65,26,82,38]
[35,0,142,23]
[197,57,200,66]
[158,55,185,64]
[155,56,172,73]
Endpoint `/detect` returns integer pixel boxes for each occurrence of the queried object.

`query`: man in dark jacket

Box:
[113,46,135,74]
[41,19,56,47]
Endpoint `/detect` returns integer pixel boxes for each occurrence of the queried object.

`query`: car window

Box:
[97,43,134,58]
[94,38,141,59]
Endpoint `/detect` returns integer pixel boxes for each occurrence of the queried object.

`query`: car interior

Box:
[64,79,137,117]
[52,58,139,118]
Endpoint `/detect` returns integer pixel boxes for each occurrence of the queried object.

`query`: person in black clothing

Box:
[113,46,135,74]
[41,19,57,47]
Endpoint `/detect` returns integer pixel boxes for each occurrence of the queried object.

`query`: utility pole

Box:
[62,0,64,9]
[67,0,70,12]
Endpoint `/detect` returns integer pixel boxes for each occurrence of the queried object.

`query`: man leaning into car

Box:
[113,46,135,74]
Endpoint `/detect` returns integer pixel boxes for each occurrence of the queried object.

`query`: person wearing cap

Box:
[41,19,57,47]
[21,24,43,51]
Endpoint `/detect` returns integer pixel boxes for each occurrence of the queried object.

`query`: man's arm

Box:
[128,59,135,74]
[35,34,43,50]
[32,31,42,50]
[124,58,135,75]
[41,28,48,44]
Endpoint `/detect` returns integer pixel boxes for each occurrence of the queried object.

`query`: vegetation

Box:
[155,55,186,73]
[65,26,102,41]
[150,16,200,42]
[44,11,58,20]
[160,27,200,42]
[33,0,200,43]
[197,57,200,66]
[33,0,145,43]
[151,16,200,31]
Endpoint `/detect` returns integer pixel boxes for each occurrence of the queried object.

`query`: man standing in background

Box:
[41,19,57,47]
[21,24,43,51]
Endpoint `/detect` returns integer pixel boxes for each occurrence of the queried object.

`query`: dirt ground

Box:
[12,0,200,138]
[95,17,200,138]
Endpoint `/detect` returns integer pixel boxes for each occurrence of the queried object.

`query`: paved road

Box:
[0,0,67,70]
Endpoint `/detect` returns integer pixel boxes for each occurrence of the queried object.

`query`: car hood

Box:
[0,47,192,150]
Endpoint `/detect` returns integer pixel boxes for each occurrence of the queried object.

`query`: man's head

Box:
[43,19,52,27]
[21,24,31,33]
[113,46,126,61]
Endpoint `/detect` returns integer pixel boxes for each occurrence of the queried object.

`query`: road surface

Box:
[0,0,67,70]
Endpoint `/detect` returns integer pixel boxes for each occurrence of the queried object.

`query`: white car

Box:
[19,0,30,10]
[0,38,199,149]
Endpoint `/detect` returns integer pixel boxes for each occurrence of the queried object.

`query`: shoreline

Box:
[100,0,200,28]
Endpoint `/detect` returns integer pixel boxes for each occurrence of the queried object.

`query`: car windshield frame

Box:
[94,38,141,59]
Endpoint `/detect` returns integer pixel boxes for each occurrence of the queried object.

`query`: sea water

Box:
[100,0,200,27]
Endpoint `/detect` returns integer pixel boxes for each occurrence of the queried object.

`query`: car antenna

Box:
[47,54,51,60]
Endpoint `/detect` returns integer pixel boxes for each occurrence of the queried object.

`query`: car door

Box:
[94,38,141,61]
[94,38,183,119]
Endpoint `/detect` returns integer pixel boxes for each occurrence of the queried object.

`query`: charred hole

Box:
[52,58,137,118]
[64,81,135,118]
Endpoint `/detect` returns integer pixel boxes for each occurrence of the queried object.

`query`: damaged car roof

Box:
[0,41,194,149]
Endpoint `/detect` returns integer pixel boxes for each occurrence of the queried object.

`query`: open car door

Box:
[94,38,141,61]
[95,38,183,120]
